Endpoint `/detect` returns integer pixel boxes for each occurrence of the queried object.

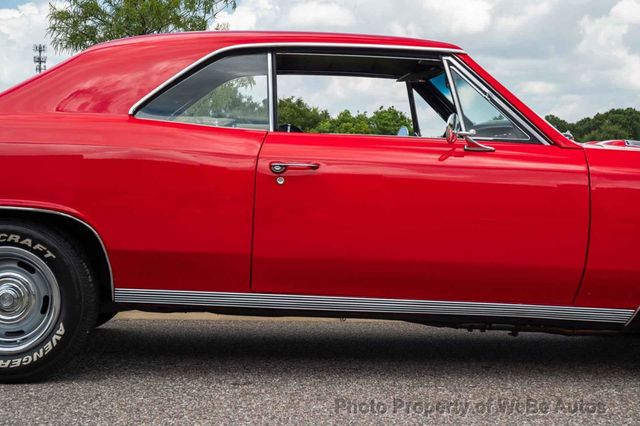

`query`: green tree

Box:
[314,110,374,135]
[545,108,640,142]
[276,97,414,135]
[370,106,413,135]
[48,0,236,52]
[277,97,330,131]
[545,114,572,134]
[183,77,268,123]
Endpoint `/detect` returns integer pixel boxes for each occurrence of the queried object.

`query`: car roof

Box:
[0,31,464,116]
[87,31,463,53]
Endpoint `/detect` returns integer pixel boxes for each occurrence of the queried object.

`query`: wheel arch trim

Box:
[0,206,114,300]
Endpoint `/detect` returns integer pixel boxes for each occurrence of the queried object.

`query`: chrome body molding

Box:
[128,42,466,116]
[114,289,635,324]
[0,206,114,300]
[626,307,640,326]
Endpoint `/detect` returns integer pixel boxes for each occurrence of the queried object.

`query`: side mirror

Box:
[445,113,460,144]
[444,113,495,153]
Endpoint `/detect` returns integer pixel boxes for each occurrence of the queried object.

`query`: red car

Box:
[0,31,638,382]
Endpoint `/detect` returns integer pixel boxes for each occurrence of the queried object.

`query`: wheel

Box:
[95,311,117,328]
[0,220,98,382]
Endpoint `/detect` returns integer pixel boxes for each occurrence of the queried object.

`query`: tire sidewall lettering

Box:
[0,233,56,259]
[0,323,65,368]
[0,230,76,372]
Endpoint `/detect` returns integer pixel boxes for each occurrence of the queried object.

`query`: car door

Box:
[251,53,589,305]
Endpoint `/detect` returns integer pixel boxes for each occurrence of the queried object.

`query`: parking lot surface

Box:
[1,315,639,425]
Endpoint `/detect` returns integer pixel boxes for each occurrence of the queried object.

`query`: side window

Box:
[413,89,447,137]
[451,68,528,140]
[411,70,453,137]
[275,53,450,138]
[137,54,269,130]
[277,75,415,136]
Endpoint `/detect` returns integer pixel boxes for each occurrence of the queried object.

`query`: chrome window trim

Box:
[276,52,443,63]
[267,52,275,132]
[443,56,551,145]
[442,57,466,132]
[131,117,270,133]
[0,206,114,300]
[114,288,636,324]
[128,42,466,116]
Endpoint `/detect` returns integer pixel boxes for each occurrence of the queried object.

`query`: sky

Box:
[0,0,639,122]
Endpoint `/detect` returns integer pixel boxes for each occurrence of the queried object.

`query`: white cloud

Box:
[2,0,640,122]
[578,0,640,90]
[0,1,65,91]
[518,81,557,96]
[494,0,558,33]
[610,0,640,23]
[215,0,279,30]
[420,0,494,34]
[287,2,356,27]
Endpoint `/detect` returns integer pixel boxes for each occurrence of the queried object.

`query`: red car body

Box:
[0,31,638,333]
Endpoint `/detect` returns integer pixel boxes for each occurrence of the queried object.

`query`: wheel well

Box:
[0,209,113,307]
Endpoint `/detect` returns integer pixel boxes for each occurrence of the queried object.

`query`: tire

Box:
[95,312,117,328]
[0,220,98,382]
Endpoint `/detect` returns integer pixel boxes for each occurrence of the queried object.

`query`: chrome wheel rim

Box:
[0,247,61,355]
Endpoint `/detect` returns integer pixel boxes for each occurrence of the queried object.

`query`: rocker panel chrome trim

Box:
[0,206,114,300]
[114,289,634,324]
[625,307,640,327]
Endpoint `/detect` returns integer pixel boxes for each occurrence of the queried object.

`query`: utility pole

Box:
[33,44,47,74]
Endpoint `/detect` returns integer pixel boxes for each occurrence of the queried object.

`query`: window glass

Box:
[137,54,269,130]
[413,89,447,138]
[451,68,528,140]
[275,53,453,137]
[277,75,415,136]
[429,72,452,103]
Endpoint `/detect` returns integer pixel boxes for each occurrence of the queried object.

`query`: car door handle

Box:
[270,162,320,174]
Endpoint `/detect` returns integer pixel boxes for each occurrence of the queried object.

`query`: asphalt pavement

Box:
[1,315,639,425]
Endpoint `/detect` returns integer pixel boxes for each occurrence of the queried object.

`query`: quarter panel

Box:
[0,114,265,293]
[575,146,640,309]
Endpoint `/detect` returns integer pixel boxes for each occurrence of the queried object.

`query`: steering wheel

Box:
[278,124,303,133]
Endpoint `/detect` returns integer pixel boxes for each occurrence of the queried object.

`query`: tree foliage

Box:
[48,0,236,52]
[278,97,413,136]
[184,77,267,123]
[314,110,374,135]
[370,106,414,135]
[546,108,640,142]
[277,97,330,131]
